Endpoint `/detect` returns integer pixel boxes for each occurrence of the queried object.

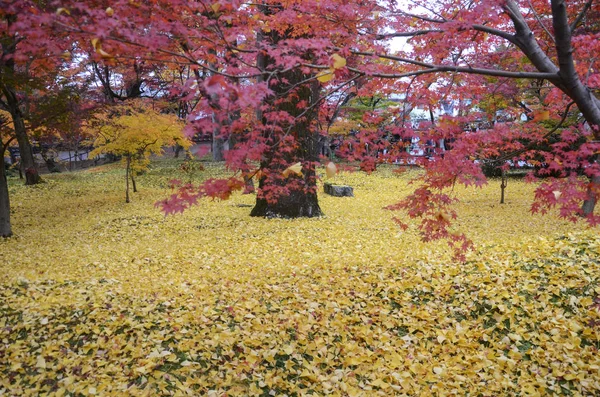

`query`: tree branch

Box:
[376,30,443,40]
[493,101,576,163]
[570,0,594,32]
[346,50,559,79]
[551,0,600,127]
[502,0,560,76]
[526,0,555,42]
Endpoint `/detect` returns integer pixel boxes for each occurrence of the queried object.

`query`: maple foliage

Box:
[1,0,599,235]
[40,0,599,249]
[1,162,600,395]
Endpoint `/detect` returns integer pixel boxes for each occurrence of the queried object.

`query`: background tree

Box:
[0,110,13,237]
[90,102,190,203]
[365,0,600,249]
[0,1,70,185]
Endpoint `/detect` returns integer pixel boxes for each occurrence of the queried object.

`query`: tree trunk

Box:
[40,145,61,173]
[251,185,322,217]
[212,130,226,161]
[11,110,41,185]
[250,70,323,218]
[174,143,183,158]
[582,174,600,216]
[500,169,507,204]
[0,148,11,237]
[243,174,255,194]
[131,173,137,193]
[125,156,131,203]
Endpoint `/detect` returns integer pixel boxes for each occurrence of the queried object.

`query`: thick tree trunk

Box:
[251,186,322,217]
[0,150,11,237]
[250,70,323,218]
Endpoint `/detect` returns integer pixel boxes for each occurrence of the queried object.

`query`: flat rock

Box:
[324,182,354,197]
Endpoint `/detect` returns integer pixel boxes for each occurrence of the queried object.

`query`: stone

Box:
[324,182,353,197]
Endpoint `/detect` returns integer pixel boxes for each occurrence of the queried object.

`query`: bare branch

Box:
[526,0,555,42]
[471,24,518,44]
[376,30,443,40]
[552,0,600,127]
[570,0,594,32]
[502,0,560,77]
[346,50,559,80]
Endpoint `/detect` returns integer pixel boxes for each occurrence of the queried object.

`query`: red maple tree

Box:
[5,0,599,250]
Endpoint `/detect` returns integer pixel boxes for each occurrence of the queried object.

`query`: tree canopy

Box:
[1,0,600,248]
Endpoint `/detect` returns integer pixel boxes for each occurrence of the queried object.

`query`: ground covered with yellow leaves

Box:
[1,161,599,396]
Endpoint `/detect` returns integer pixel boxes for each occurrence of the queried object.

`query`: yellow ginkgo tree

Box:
[90,103,190,202]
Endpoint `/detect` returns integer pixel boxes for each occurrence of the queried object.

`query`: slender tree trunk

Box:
[212,129,226,161]
[500,169,507,204]
[11,110,41,185]
[1,15,40,185]
[0,148,11,237]
[243,174,255,194]
[40,145,61,173]
[131,173,137,193]
[582,174,600,216]
[125,155,131,203]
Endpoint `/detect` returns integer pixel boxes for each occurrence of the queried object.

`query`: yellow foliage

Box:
[331,53,347,69]
[1,163,599,395]
[328,118,358,136]
[90,104,190,172]
[317,70,334,83]
[282,162,303,178]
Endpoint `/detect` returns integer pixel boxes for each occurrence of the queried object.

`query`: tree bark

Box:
[582,174,600,216]
[0,147,11,237]
[1,14,41,186]
[131,173,137,193]
[125,155,131,203]
[11,109,41,185]
[40,145,61,173]
[174,143,183,158]
[212,128,226,161]
[248,11,323,218]
[251,72,323,218]
[251,185,322,218]
[507,0,600,214]
[500,169,507,205]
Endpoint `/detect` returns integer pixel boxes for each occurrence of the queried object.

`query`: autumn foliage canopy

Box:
[3,0,600,246]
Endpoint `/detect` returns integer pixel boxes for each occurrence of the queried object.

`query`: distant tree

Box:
[90,103,190,203]
[0,2,70,185]
[0,110,13,237]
